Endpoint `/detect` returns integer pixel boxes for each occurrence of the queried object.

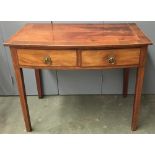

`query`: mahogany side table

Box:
[4,23,152,132]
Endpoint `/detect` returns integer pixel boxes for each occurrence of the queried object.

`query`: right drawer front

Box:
[81,48,140,67]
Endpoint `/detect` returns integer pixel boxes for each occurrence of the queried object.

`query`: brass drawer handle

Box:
[43,56,52,65]
[107,56,116,64]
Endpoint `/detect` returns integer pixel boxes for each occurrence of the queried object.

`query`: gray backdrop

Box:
[0,21,154,95]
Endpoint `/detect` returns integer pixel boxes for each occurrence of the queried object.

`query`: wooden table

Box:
[4,23,152,132]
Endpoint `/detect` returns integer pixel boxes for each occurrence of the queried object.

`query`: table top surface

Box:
[4,23,152,48]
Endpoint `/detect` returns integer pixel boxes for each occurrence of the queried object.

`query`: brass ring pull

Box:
[107,56,116,64]
[43,56,52,65]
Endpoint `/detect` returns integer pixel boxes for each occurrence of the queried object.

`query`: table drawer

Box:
[17,49,77,67]
[81,48,140,67]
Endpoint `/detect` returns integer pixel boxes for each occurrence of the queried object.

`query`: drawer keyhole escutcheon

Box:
[107,55,116,64]
[43,56,52,65]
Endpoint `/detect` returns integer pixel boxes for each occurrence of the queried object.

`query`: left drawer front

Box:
[17,49,77,67]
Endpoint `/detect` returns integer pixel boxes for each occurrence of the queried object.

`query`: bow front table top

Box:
[4,23,152,132]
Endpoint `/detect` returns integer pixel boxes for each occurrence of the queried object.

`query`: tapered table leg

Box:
[131,47,147,131]
[16,68,32,131]
[10,48,32,132]
[123,68,129,97]
[35,69,43,98]
[131,67,145,131]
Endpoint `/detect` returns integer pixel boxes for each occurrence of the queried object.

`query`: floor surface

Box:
[0,95,155,134]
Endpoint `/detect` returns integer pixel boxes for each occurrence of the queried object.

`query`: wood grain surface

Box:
[17,49,77,67]
[82,48,140,67]
[4,23,152,48]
